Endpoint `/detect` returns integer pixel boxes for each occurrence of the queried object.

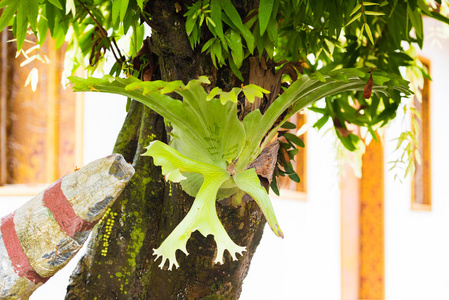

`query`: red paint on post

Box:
[1,212,49,284]
[43,178,96,238]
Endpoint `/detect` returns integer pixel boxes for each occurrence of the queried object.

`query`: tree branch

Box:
[141,12,164,32]
[75,0,124,64]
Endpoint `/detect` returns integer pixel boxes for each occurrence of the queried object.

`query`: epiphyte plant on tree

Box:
[1,0,449,296]
[70,67,410,269]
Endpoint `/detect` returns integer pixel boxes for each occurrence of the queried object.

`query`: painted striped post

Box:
[0,154,134,299]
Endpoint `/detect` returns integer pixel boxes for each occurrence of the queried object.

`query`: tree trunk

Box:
[65,1,283,298]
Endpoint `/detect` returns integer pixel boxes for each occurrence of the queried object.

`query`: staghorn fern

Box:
[70,68,410,270]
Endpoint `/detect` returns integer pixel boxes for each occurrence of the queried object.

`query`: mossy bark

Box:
[65,1,281,299]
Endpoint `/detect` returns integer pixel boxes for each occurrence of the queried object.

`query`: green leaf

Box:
[202,37,216,52]
[362,2,380,6]
[26,0,38,31]
[120,0,130,23]
[315,71,326,82]
[0,0,15,9]
[218,87,241,104]
[0,0,18,32]
[145,141,245,270]
[71,76,247,169]
[221,0,255,53]
[143,140,224,181]
[288,172,300,183]
[206,86,222,100]
[372,74,390,85]
[16,1,27,50]
[270,176,280,196]
[364,23,374,45]
[350,3,361,16]
[407,4,423,39]
[242,84,270,103]
[227,29,243,68]
[234,168,283,237]
[259,0,274,35]
[211,0,225,44]
[112,0,121,25]
[346,12,362,27]
[313,114,330,130]
[136,0,143,10]
[236,69,410,170]
[206,17,216,27]
[47,0,62,10]
[211,39,224,65]
[228,57,244,81]
[364,11,385,16]
[281,121,296,130]
[284,132,304,148]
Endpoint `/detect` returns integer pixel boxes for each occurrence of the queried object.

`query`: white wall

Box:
[82,91,127,164]
[384,17,449,300]
[242,123,342,299]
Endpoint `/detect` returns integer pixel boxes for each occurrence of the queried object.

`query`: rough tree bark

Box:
[66,1,289,298]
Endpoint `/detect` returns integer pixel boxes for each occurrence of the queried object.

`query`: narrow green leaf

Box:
[26,0,38,31]
[281,121,296,130]
[16,2,27,50]
[120,0,129,23]
[259,0,274,35]
[228,57,244,81]
[227,29,243,68]
[346,12,362,27]
[47,0,62,9]
[206,17,216,27]
[364,11,385,16]
[210,0,225,43]
[284,132,305,148]
[270,177,280,196]
[186,18,196,35]
[313,114,330,130]
[359,21,365,37]
[201,37,215,52]
[364,23,374,44]
[221,0,255,53]
[288,172,300,183]
[199,12,205,27]
[363,2,381,6]
[408,4,423,39]
[136,0,143,10]
[0,0,18,32]
[37,12,48,44]
[112,0,121,25]
[212,38,224,65]
[350,3,361,16]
